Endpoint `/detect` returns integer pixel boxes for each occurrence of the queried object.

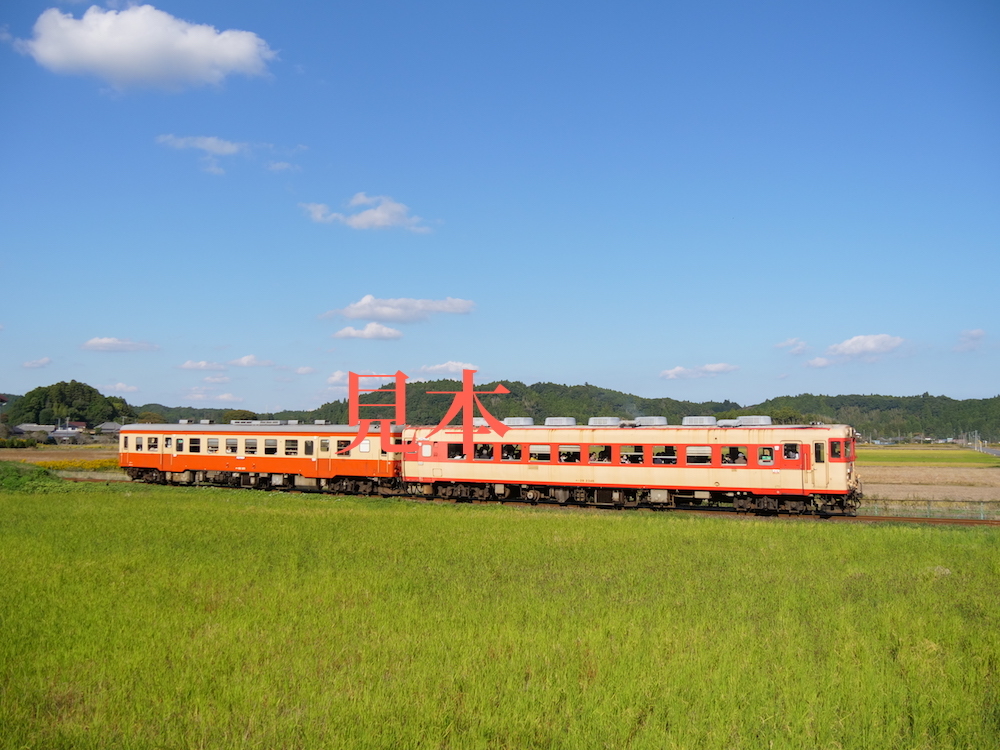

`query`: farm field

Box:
[2,464,999,749]
[857,447,1000,506]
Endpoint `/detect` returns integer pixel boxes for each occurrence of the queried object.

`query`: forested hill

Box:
[300,381,999,440]
[4,380,998,440]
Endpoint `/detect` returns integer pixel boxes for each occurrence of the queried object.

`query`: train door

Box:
[809,441,829,490]
[779,441,805,493]
[317,436,333,478]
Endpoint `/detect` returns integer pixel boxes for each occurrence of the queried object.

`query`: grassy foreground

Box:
[1,473,999,748]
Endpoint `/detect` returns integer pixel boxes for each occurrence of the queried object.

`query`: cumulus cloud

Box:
[775,338,807,355]
[14,5,276,91]
[182,386,241,402]
[82,337,158,352]
[327,370,349,386]
[203,375,230,384]
[23,357,52,369]
[300,193,430,233]
[954,329,985,352]
[419,361,477,375]
[805,357,832,368]
[827,334,904,358]
[229,354,273,367]
[103,382,139,393]
[180,359,226,370]
[324,294,474,322]
[217,393,243,402]
[295,366,316,375]
[660,363,739,380]
[267,161,299,172]
[333,322,403,340]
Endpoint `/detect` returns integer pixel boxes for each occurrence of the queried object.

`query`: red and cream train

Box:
[120,415,862,515]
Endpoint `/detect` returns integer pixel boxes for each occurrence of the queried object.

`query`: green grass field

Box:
[2,464,999,748]
[856,445,1000,467]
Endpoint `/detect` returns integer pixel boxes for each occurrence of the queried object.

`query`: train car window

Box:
[135,437,143,451]
[845,441,853,460]
[336,439,351,455]
[359,439,371,453]
[783,443,799,460]
[619,445,643,464]
[559,446,581,463]
[123,436,129,450]
[176,438,184,452]
[245,439,257,455]
[814,442,825,463]
[589,445,611,463]
[226,438,238,454]
[448,444,466,460]
[305,440,314,456]
[474,443,494,460]
[320,439,330,452]
[722,446,748,465]
[501,444,522,461]
[686,446,712,465]
[830,440,842,459]
[652,446,677,464]
[164,437,172,450]
[758,447,774,464]
[207,438,219,453]
[148,437,158,452]
[189,438,201,454]
[421,444,432,458]
[265,439,277,455]
[285,439,299,456]
[529,445,551,462]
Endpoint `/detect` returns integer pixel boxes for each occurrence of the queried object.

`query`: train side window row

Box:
[440,442,826,467]
[124,436,351,456]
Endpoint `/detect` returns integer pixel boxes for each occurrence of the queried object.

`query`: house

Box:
[96,422,122,435]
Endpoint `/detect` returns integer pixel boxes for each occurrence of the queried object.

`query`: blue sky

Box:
[1,0,998,413]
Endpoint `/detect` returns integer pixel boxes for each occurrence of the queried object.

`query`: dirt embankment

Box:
[860,466,1000,502]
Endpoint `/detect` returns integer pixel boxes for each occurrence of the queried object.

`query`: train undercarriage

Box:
[124,467,861,516]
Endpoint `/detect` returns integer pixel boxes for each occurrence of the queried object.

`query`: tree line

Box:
[4,380,998,441]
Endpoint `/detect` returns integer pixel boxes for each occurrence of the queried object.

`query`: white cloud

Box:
[203,375,230,384]
[419,361,477,375]
[954,329,985,352]
[82,337,158,352]
[300,193,430,233]
[229,354,273,367]
[23,357,52,369]
[267,161,299,172]
[295,366,316,375]
[217,393,243,402]
[805,357,832,368]
[157,134,248,174]
[103,382,139,393]
[15,5,276,91]
[775,338,807,355]
[333,323,403,340]
[327,370,349,385]
[180,359,226,370]
[325,294,474,323]
[660,363,739,380]
[827,334,904,358]
[157,134,245,155]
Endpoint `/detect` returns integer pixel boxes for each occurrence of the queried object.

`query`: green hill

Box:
[5,380,998,440]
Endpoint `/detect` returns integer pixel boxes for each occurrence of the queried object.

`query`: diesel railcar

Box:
[120,416,862,515]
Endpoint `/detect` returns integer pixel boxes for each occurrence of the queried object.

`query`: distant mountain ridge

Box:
[4,381,998,440]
